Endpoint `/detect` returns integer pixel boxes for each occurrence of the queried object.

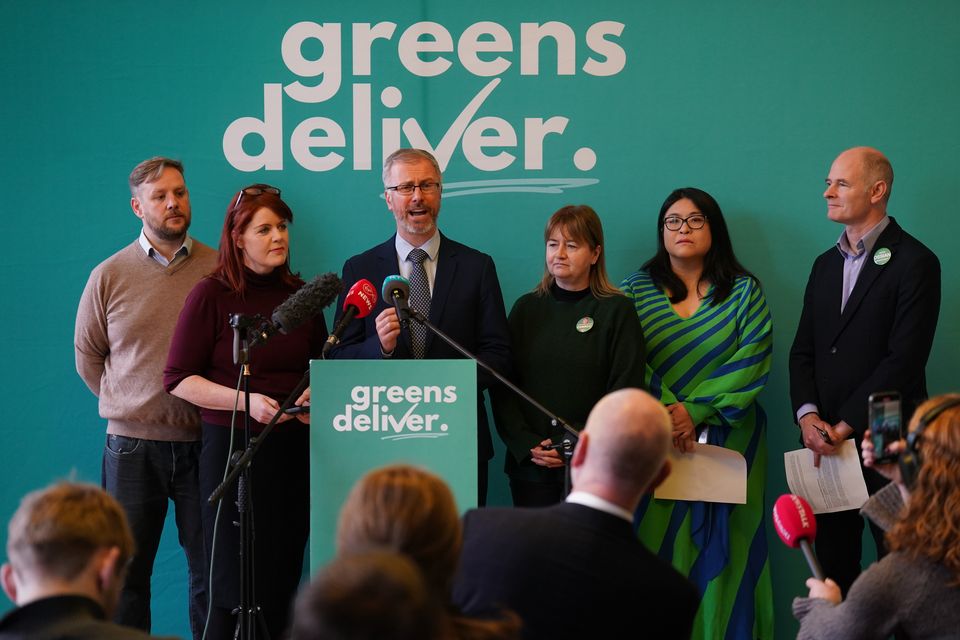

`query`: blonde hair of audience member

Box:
[291,549,436,640]
[886,394,960,584]
[2,482,134,615]
[569,388,673,508]
[336,465,520,639]
[336,465,460,596]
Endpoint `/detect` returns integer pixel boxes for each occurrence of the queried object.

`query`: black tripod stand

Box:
[207,315,313,640]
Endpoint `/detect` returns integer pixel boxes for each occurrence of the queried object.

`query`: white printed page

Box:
[784,439,869,514]
[654,444,747,504]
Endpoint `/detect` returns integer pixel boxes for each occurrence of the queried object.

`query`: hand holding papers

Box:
[654,443,747,504]
[784,439,869,514]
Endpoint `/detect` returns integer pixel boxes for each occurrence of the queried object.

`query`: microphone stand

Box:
[213,316,313,640]
[405,308,580,495]
[219,317,270,640]
[209,370,310,507]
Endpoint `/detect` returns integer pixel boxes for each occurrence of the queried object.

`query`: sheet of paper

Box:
[653,443,747,504]
[784,439,869,514]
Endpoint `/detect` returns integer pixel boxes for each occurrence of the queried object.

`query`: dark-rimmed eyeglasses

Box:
[663,214,707,231]
[233,185,281,211]
[385,181,441,196]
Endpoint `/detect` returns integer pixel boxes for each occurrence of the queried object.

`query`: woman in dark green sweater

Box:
[492,205,646,506]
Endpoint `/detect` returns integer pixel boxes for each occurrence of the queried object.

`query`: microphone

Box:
[271,272,343,334]
[244,273,342,350]
[773,494,825,580]
[322,279,378,356]
[381,275,412,325]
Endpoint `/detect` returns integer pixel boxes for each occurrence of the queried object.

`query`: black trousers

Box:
[814,463,890,596]
[199,421,309,639]
[509,474,567,508]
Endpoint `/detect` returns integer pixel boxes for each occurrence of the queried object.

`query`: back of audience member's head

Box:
[335,466,521,639]
[572,388,672,502]
[2,482,134,611]
[336,465,460,597]
[887,393,960,583]
[291,549,436,640]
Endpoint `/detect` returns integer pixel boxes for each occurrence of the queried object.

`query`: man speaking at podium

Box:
[330,148,512,505]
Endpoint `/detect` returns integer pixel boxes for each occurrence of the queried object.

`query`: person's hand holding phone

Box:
[868,391,902,464]
[862,429,905,484]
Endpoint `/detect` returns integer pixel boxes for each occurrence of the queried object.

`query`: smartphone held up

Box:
[868,390,902,464]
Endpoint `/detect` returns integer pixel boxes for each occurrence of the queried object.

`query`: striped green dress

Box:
[621,270,774,640]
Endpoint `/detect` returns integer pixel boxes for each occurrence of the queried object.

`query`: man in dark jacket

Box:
[1,482,177,639]
[452,388,699,639]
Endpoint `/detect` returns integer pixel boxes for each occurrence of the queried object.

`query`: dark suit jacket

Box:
[0,595,177,640]
[452,502,700,640]
[330,233,512,459]
[789,217,941,435]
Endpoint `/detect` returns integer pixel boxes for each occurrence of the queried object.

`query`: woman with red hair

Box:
[165,185,327,639]
[794,394,960,638]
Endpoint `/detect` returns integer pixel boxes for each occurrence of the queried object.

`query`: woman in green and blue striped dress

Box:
[621,188,774,639]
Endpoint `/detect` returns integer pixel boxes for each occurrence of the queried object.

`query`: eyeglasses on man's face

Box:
[233,185,281,210]
[663,214,708,231]
[385,181,442,196]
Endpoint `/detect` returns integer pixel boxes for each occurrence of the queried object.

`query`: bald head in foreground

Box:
[452,388,700,639]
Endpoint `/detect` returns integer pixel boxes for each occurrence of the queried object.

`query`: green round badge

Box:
[576,316,594,333]
[873,247,892,266]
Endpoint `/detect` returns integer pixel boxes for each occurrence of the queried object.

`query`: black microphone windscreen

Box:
[272,272,343,333]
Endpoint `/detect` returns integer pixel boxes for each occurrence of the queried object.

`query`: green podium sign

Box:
[308,358,478,571]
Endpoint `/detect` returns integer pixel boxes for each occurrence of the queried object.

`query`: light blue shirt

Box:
[394,231,440,294]
[138,230,192,267]
[835,215,890,313]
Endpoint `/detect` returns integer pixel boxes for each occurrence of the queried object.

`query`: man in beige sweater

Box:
[74,157,217,640]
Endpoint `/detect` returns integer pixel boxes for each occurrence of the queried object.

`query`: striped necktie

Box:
[407,248,430,359]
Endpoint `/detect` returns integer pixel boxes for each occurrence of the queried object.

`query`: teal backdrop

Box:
[2,2,958,638]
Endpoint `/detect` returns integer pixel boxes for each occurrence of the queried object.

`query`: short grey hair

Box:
[382,149,441,186]
[860,148,894,202]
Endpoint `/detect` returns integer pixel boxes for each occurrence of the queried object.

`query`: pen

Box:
[815,426,833,445]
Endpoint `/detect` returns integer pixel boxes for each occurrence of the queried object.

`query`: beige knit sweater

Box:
[75,239,217,441]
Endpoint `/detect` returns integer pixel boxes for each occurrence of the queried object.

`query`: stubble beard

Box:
[149,211,190,242]
[399,207,438,239]
[402,218,435,238]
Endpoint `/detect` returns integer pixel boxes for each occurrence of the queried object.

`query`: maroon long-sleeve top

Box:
[164,269,328,429]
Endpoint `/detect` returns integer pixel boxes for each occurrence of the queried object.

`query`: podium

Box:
[308,359,478,571]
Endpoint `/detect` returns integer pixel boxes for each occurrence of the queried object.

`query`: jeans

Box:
[102,434,207,640]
